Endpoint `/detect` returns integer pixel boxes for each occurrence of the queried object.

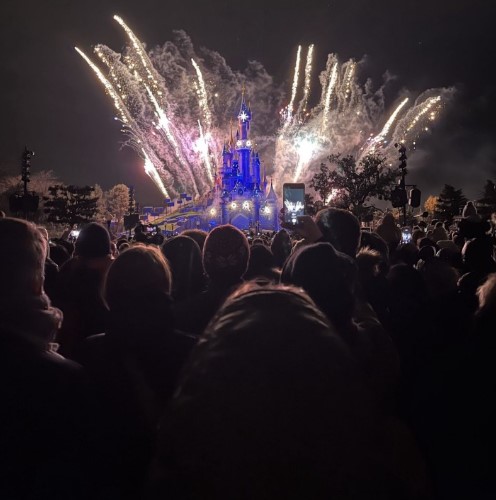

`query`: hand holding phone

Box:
[293,215,323,242]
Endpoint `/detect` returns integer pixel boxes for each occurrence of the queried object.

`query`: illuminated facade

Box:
[209,90,279,231]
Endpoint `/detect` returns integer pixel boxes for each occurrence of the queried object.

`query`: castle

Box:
[207,89,279,231]
[154,90,280,233]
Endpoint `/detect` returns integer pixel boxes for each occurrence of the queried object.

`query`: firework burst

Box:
[76,15,454,198]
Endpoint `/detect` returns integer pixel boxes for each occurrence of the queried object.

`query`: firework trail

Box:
[195,120,215,184]
[76,15,453,198]
[342,61,356,99]
[144,86,201,196]
[76,45,173,197]
[359,97,409,158]
[402,94,442,137]
[321,62,339,134]
[191,59,213,130]
[75,47,130,125]
[287,45,302,120]
[298,44,314,115]
[294,136,318,182]
[142,149,170,197]
[113,15,162,97]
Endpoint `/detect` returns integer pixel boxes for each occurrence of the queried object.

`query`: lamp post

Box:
[396,143,408,226]
[9,147,39,220]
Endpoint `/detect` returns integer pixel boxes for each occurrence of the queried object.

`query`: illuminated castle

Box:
[209,88,279,231]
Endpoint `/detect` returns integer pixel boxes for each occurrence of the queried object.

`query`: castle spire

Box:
[238,83,250,120]
[267,178,277,201]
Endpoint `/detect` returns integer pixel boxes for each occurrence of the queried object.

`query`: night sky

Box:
[1,0,495,205]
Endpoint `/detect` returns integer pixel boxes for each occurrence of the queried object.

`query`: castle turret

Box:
[266,178,277,202]
[222,142,232,169]
[251,151,261,188]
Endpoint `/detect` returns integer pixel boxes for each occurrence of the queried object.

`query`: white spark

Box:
[192,59,212,129]
[142,149,169,197]
[321,62,338,132]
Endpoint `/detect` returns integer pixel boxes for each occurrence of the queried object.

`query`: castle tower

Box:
[208,86,278,232]
[235,85,253,187]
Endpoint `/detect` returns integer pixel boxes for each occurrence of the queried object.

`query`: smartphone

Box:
[401,227,412,244]
[283,183,305,225]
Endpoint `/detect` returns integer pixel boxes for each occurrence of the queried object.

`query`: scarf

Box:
[0,292,63,352]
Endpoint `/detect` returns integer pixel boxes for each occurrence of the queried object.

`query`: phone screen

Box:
[283,183,305,225]
[401,228,412,243]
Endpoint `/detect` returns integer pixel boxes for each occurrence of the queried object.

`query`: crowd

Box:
[1,203,495,500]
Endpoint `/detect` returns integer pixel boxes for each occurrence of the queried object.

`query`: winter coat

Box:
[375,214,402,247]
[75,293,196,500]
[0,295,97,500]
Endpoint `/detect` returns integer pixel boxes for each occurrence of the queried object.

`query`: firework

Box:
[286,45,302,123]
[113,15,162,96]
[143,149,169,197]
[360,97,409,157]
[298,44,314,115]
[403,95,442,137]
[191,59,213,130]
[75,47,130,124]
[294,136,319,182]
[321,60,339,133]
[76,15,453,198]
[342,61,356,98]
[195,120,215,184]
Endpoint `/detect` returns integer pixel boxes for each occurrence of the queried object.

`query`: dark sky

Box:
[1,0,495,205]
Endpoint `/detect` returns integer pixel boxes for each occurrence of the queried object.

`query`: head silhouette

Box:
[154,283,371,499]
[315,208,361,258]
[202,224,249,286]
[0,217,46,301]
[282,242,356,329]
[162,235,204,301]
[105,245,172,310]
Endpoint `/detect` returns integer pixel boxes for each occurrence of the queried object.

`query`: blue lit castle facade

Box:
[155,90,279,233]
[209,90,279,231]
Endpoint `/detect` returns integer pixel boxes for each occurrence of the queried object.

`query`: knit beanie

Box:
[75,223,111,259]
[203,225,249,284]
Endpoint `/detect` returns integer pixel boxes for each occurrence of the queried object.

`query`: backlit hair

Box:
[477,273,496,311]
[0,218,46,300]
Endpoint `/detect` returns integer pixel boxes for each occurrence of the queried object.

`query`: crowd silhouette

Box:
[1,203,495,499]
